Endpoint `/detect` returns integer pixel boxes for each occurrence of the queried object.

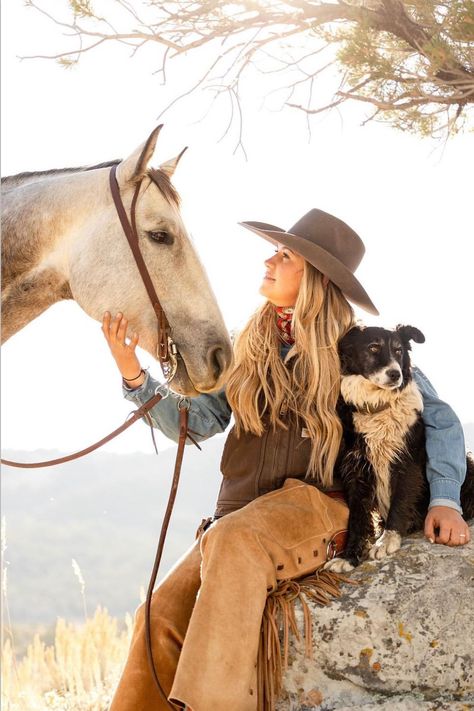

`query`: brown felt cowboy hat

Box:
[239,208,379,315]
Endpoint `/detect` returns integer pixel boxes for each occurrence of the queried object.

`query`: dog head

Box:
[339,325,425,390]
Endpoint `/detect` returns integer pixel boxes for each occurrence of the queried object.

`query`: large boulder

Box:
[276,524,474,710]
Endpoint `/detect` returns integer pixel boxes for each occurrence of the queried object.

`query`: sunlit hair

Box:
[226,262,355,487]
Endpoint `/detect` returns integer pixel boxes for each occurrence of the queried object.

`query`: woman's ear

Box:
[322,275,330,287]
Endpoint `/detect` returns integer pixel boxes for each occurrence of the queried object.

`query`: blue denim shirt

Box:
[124,357,466,513]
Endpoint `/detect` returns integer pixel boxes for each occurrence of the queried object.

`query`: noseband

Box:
[109,164,178,382]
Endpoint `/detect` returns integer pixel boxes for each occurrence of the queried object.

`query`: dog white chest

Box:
[341,376,424,519]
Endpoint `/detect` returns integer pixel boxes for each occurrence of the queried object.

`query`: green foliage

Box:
[68,0,94,18]
[27,0,474,138]
[310,1,473,137]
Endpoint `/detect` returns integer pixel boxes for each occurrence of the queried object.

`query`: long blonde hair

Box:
[226,263,354,487]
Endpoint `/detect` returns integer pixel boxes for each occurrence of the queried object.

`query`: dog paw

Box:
[324,557,354,573]
[369,529,401,560]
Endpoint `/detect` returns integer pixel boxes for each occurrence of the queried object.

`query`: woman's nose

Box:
[265,253,277,268]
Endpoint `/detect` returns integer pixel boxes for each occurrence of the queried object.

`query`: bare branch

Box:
[21,0,474,141]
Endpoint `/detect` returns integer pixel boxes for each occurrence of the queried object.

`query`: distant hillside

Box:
[2,437,225,626]
[3,422,473,628]
[463,423,474,449]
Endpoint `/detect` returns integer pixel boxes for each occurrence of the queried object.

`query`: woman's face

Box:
[259,244,305,307]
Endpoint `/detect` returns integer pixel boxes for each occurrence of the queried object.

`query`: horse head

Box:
[66,126,232,395]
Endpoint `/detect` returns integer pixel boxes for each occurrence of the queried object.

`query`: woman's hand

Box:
[424,506,471,546]
[102,312,145,387]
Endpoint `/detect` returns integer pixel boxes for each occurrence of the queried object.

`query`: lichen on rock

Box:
[276,523,474,710]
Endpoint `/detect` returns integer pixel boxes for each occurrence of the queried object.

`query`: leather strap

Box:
[1,391,164,468]
[2,165,192,707]
[326,529,348,559]
[2,397,191,709]
[145,406,189,710]
[109,165,174,372]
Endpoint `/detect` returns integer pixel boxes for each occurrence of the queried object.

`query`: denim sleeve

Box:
[412,367,466,513]
[122,371,232,444]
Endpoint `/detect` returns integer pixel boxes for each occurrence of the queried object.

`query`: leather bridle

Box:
[109,163,179,382]
[2,165,194,710]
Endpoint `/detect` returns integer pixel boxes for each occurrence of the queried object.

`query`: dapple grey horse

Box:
[1,126,232,395]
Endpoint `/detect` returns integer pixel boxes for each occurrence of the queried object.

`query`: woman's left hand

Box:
[424,506,471,546]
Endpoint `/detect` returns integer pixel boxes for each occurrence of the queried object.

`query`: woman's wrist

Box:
[122,368,146,389]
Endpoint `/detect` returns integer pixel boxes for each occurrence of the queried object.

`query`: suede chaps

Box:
[109,478,349,711]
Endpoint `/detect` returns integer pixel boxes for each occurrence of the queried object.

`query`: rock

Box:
[276,524,474,710]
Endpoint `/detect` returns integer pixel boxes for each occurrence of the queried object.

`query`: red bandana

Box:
[275,306,295,345]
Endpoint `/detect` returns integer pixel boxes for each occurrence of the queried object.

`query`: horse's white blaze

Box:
[341,376,423,519]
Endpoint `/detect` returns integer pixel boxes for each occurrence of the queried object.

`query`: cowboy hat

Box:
[239,208,379,315]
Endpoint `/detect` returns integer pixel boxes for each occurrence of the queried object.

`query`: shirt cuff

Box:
[122,370,166,400]
[428,477,461,505]
[429,498,463,514]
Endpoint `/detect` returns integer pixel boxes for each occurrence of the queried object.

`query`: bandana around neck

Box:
[275,306,295,345]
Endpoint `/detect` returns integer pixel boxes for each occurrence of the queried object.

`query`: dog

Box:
[325,324,474,573]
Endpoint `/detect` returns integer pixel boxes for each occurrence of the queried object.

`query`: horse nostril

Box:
[386,369,400,382]
[208,346,228,381]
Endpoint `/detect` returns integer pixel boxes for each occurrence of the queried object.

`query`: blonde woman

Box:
[103,209,469,711]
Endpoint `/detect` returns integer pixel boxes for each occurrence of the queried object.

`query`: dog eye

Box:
[148,230,173,245]
[368,344,380,353]
[395,347,403,355]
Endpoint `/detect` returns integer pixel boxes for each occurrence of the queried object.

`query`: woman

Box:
[103,209,469,711]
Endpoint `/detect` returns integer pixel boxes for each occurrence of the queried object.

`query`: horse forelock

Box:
[147,168,181,207]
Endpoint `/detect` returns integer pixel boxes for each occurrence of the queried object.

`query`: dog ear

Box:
[338,327,359,373]
[395,325,425,344]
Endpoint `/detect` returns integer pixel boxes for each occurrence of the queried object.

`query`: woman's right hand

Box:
[102,312,145,387]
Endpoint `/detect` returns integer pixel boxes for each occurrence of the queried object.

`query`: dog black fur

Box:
[329,324,474,570]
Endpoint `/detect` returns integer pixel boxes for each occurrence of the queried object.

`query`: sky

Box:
[2,1,473,458]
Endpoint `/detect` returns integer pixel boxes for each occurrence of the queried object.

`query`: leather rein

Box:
[1,165,192,710]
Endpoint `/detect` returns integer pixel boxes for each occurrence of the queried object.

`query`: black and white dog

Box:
[326,324,474,573]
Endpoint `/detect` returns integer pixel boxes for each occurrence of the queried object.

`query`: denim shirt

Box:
[123,356,466,513]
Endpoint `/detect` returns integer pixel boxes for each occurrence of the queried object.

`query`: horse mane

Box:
[1,160,180,206]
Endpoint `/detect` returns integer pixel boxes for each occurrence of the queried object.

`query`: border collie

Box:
[326,324,474,572]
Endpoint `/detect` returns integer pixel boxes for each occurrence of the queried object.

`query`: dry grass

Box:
[1,607,133,711]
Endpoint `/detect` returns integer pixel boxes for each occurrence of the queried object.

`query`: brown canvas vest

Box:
[214,414,343,518]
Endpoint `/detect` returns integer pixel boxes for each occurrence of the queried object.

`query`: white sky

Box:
[2,1,473,457]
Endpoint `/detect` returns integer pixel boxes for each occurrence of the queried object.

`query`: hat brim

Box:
[240,220,379,316]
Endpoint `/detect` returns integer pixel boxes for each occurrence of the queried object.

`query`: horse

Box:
[1,126,233,396]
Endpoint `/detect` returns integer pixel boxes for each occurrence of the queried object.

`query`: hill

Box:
[2,437,225,626]
[2,422,473,627]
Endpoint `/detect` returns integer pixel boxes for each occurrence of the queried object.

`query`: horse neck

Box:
[1,169,110,284]
[1,169,112,343]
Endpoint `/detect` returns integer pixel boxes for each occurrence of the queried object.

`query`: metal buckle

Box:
[160,337,178,383]
[326,538,338,560]
[155,382,170,400]
[177,396,190,411]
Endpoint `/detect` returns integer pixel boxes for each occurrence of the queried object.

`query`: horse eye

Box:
[148,230,173,245]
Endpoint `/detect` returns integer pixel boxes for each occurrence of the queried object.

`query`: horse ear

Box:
[159,146,188,178]
[116,125,163,185]
[396,324,425,344]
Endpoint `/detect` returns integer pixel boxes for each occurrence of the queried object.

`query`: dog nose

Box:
[386,369,401,382]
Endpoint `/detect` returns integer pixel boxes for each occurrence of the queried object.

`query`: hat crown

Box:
[288,209,365,273]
